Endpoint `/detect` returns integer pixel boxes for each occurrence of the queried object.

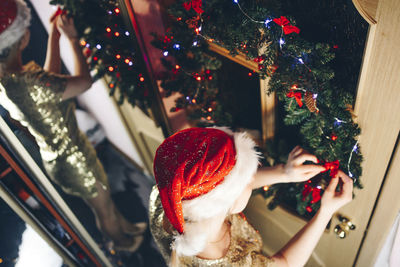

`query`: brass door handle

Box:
[334,215,356,239]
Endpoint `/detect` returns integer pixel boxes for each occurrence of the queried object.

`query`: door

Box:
[244,0,400,265]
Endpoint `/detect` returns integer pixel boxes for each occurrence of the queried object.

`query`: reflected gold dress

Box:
[149,186,273,266]
[0,62,108,198]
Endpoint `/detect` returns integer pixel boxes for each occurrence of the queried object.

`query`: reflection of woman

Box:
[0,0,145,251]
[150,127,353,266]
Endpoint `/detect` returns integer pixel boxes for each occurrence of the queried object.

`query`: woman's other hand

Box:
[320,170,353,216]
[56,14,78,40]
[283,146,325,183]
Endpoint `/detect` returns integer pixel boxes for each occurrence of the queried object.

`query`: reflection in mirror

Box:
[0,197,64,267]
[0,1,165,266]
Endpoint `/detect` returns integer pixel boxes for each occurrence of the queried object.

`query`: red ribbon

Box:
[302,183,321,204]
[287,90,303,107]
[322,160,340,178]
[183,0,204,14]
[273,16,300,35]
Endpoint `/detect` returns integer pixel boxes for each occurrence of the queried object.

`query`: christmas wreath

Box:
[152,0,365,216]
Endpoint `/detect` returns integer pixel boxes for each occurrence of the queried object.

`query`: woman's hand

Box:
[283,146,325,183]
[49,10,61,39]
[56,14,78,40]
[320,170,353,216]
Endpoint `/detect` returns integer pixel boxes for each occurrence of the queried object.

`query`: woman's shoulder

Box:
[1,61,41,84]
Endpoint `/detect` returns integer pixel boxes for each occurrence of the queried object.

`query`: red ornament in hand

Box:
[322,160,340,178]
[273,16,300,35]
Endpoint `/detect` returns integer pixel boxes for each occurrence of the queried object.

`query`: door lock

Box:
[334,215,356,239]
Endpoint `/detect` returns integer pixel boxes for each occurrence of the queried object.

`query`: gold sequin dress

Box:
[0,62,108,198]
[149,186,273,266]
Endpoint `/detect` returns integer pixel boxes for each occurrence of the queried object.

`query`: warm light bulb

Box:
[108,66,114,72]
[106,27,111,32]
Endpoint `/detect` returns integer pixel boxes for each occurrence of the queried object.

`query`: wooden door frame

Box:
[345,0,400,265]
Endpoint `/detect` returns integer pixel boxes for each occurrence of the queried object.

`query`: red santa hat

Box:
[154,127,260,255]
[0,0,31,55]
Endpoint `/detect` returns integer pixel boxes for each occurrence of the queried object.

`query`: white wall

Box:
[29,1,145,168]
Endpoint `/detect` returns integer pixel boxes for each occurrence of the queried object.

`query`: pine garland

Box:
[152,0,365,216]
[50,0,152,109]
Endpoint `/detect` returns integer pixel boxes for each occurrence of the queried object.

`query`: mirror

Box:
[0,1,166,266]
[0,197,64,267]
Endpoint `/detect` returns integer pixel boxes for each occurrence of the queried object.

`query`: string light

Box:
[207,116,212,120]
[196,76,202,81]
[139,77,145,82]
[347,140,359,180]
[108,10,112,15]
[175,65,180,69]
[114,8,120,14]
[106,27,111,32]
[264,19,272,26]
[193,41,198,46]
[173,44,181,50]
[109,83,114,88]
[96,44,102,49]
[116,54,121,59]
[128,61,133,66]
[298,58,304,64]
[279,38,285,46]
[163,51,169,56]
[80,40,87,46]
[186,96,190,100]
[108,66,114,72]
[115,32,120,37]
[85,43,90,48]
[192,99,197,104]
[208,107,213,112]
[125,59,130,64]
[313,93,318,99]
[125,31,130,36]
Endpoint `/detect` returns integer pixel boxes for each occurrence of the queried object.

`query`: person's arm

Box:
[56,14,93,100]
[43,12,61,73]
[252,146,326,189]
[270,171,353,267]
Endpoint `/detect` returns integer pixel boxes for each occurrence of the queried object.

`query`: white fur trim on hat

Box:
[172,127,261,256]
[0,0,31,54]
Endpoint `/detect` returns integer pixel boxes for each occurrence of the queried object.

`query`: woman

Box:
[149,127,353,266]
[0,0,145,251]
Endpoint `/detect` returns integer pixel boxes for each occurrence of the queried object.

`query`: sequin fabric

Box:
[0,62,108,198]
[149,186,273,266]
